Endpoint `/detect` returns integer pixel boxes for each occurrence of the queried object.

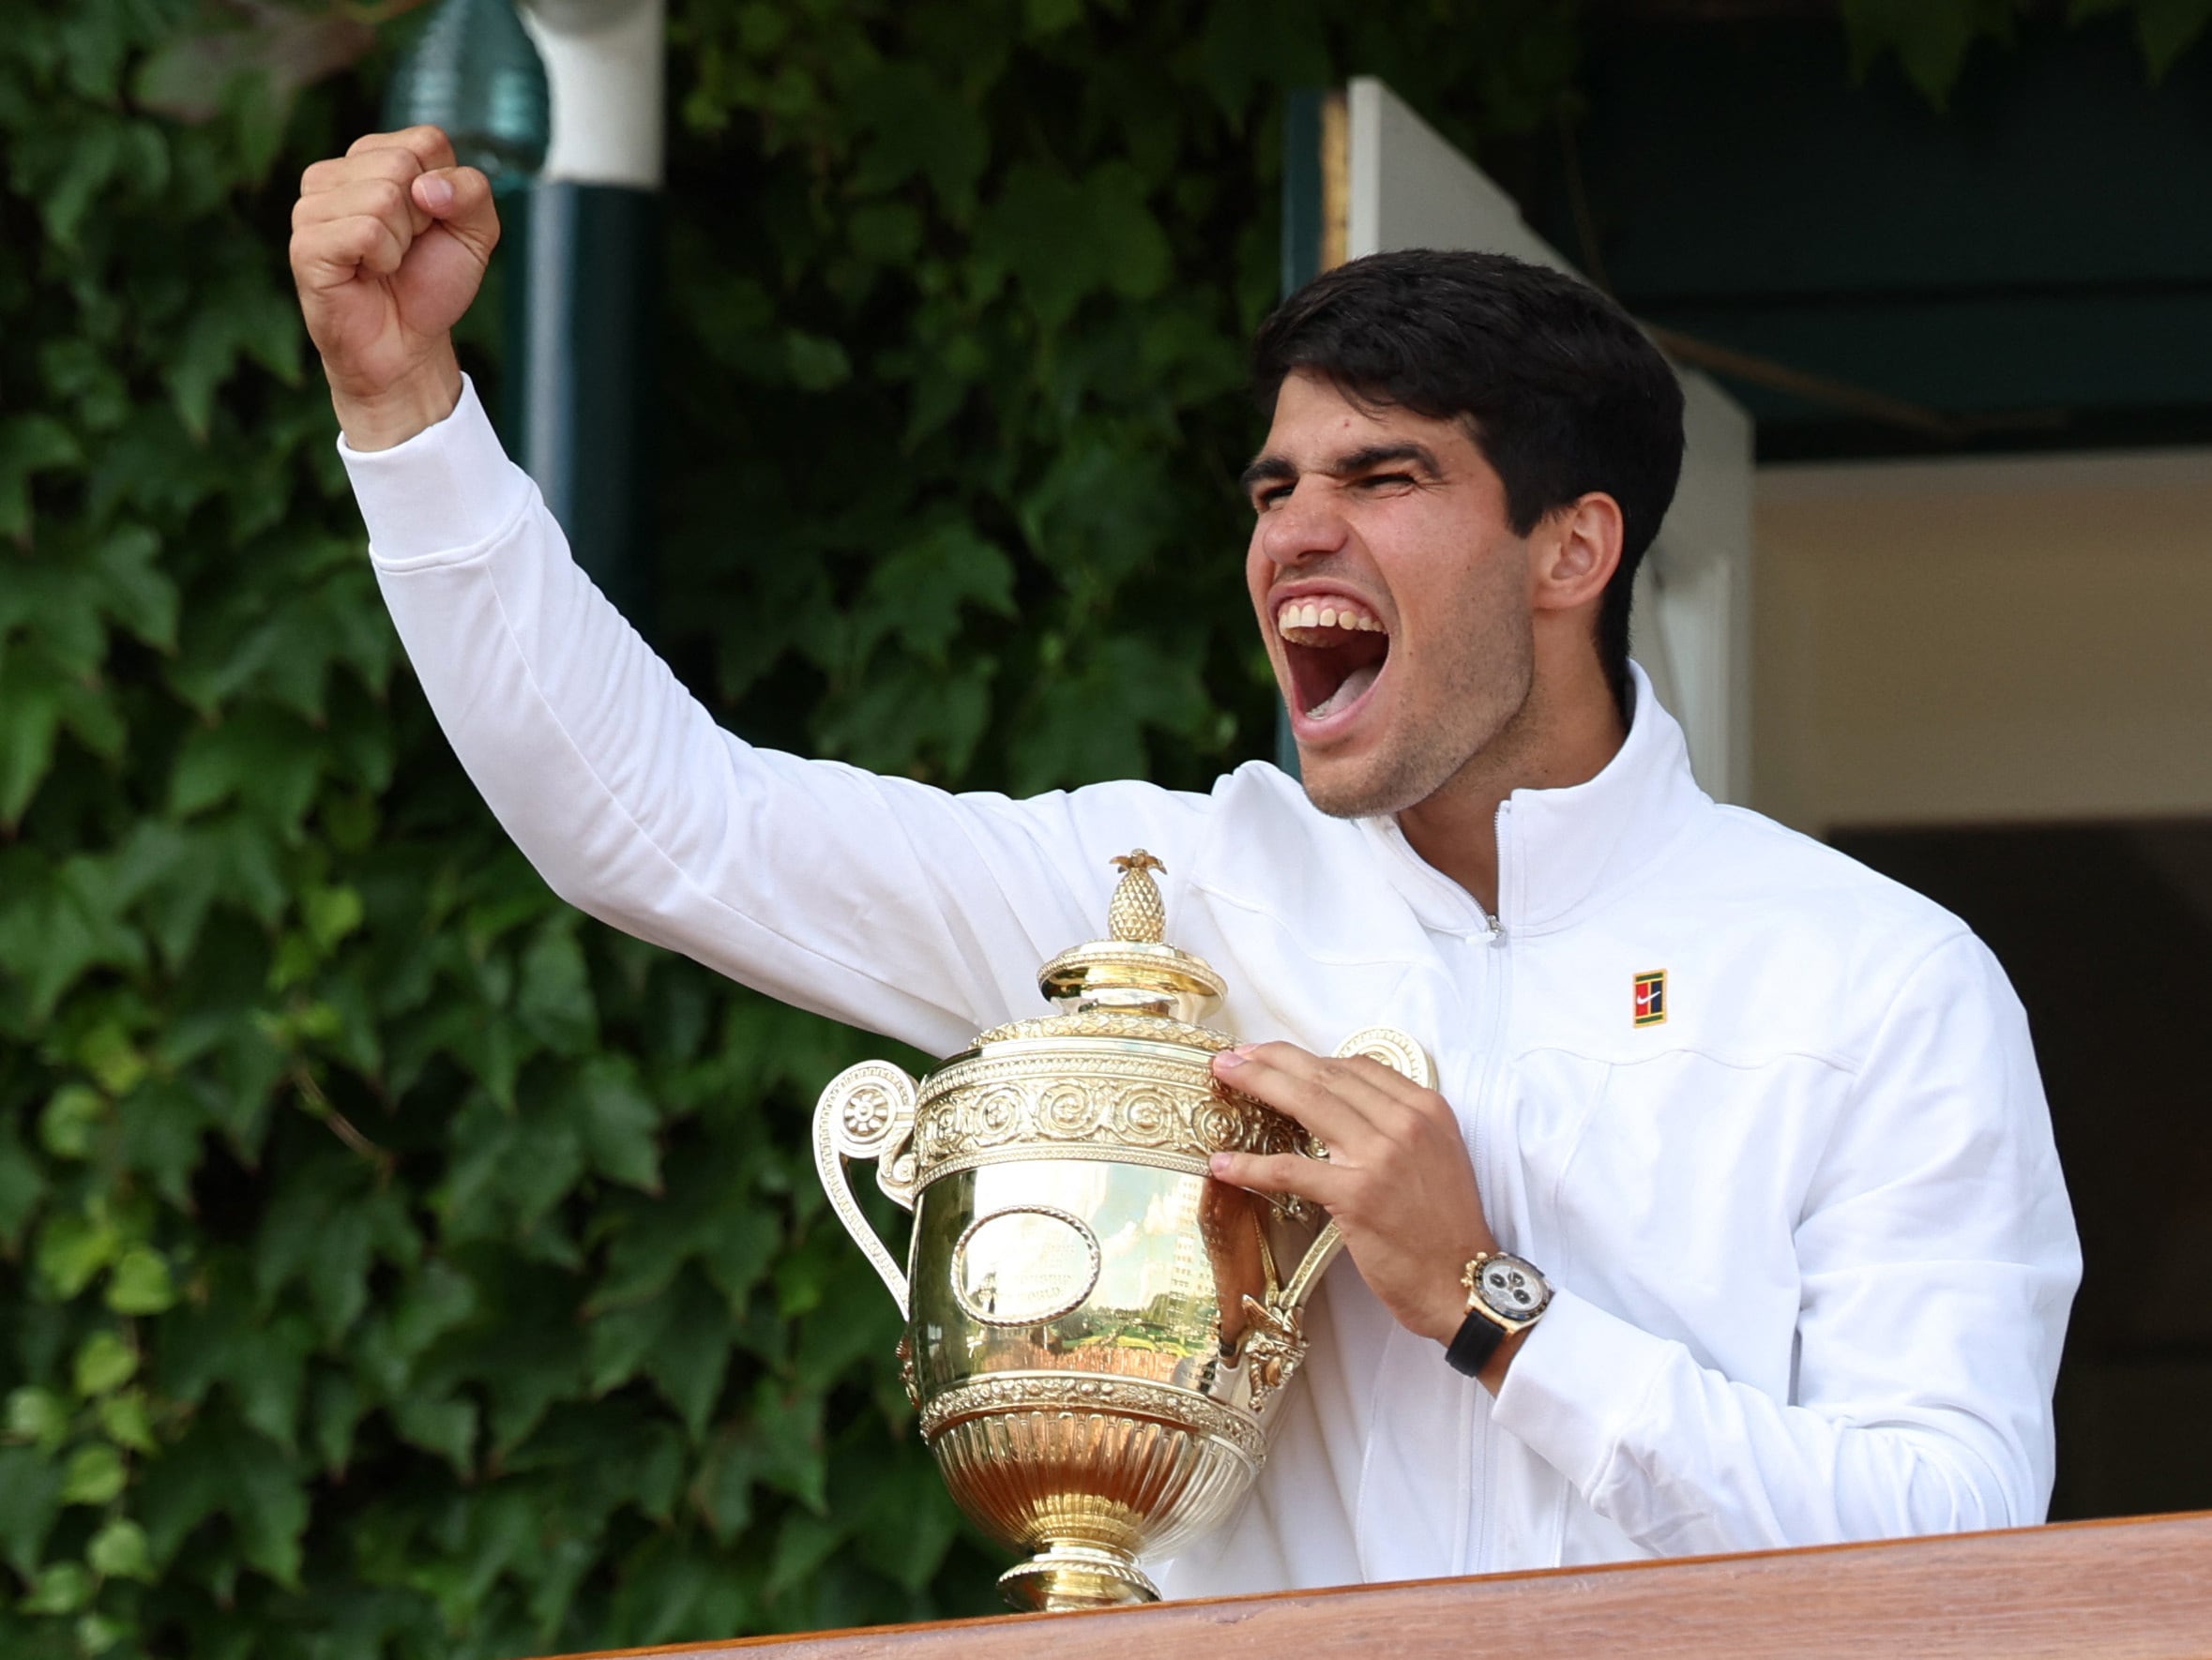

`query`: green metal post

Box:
[507,0,664,635]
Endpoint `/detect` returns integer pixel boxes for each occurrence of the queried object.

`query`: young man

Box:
[292,128,2079,1593]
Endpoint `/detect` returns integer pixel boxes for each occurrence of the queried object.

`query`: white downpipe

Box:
[521,0,665,189]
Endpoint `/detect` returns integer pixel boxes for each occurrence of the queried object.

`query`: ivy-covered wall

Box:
[0,2,2198,1657]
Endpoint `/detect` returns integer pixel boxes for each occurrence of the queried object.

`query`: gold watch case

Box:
[1461,1250,1552,1334]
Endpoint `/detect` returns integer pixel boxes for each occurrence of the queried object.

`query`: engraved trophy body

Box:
[812,853,1429,1612]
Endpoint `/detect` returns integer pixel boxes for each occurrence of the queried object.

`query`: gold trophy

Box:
[812,852,1430,1612]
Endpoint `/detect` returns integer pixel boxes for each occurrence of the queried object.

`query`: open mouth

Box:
[1276,594,1390,725]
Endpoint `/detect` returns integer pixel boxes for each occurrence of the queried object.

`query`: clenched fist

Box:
[289,126,499,451]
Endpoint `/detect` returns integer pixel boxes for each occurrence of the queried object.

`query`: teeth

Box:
[1277,596,1385,636]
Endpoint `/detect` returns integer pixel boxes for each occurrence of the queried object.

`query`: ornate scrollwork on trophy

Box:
[974,1009,1234,1049]
[811,1060,918,1312]
[895,1333,919,1410]
[918,1371,1268,1466]
[908,1052,1308,1184]
[1238,1293,1310,1411]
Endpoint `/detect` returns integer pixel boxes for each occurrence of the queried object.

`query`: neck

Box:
[1397,656,1628,915]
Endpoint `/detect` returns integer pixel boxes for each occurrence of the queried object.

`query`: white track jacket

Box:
[343,378,2080,1593]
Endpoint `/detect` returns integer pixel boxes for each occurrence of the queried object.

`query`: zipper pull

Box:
[1489,800,1512,943]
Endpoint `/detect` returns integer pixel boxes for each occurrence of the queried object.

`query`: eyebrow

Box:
[1237,442,1444,500]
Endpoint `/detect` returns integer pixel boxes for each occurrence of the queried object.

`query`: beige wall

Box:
[1752,448,2212,836]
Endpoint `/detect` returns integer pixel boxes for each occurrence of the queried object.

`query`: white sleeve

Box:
[341,377,1208,1057]
[1490,931,2081,1556]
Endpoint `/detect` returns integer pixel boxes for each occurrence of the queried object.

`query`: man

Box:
[291,127,2079,1593]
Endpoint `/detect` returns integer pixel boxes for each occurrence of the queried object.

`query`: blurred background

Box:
[1,1,2206,1655]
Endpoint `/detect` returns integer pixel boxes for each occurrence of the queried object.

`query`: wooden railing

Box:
[547,1510,2212,1660]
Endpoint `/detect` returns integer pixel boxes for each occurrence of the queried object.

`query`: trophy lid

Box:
[1036,852,1226,1019]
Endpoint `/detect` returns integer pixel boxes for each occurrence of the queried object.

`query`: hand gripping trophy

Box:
[812,851,1430,1611]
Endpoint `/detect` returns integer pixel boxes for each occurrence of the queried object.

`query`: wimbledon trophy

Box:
[811,851,1430,1611]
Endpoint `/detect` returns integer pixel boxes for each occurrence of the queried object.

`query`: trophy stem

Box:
[997,1543,1159,1612]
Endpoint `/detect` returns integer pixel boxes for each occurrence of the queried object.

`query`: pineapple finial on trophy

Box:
[1108,850,1168,943]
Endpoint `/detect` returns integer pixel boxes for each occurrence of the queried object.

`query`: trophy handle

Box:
[811,1060,921,1317]
[1276,1026,1436,1313]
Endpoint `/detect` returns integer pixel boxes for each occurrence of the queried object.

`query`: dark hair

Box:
[1250,249,1685,718]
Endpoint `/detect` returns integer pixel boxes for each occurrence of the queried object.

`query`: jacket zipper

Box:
[1462,800,1515,1575]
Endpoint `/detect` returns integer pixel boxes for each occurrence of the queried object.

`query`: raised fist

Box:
[289,126,499,450]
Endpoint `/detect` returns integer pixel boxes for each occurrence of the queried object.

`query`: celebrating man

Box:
[291,126,2079,1593]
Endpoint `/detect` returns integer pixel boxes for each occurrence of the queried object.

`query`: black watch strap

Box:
[1445,1307,1507,1377]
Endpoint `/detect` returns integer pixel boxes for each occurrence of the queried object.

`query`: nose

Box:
[1254,481,1351,570]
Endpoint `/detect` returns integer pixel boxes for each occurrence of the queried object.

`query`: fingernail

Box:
[417,174,455,212]
[1208,1153,1231,1176]
[1213,1049,1246,1070]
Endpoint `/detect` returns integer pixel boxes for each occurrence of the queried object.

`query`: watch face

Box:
[1475,1255,1549,1323]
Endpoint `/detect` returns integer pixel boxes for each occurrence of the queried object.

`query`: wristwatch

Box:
[1444,1250,1552,1377]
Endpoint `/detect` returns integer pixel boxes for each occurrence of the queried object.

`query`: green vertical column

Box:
[507,0,665,635]
[505,183,659,628]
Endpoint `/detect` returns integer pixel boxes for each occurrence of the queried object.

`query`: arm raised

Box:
[289,125,498,450]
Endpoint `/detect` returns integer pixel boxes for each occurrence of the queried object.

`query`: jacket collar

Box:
[1365,660,1712,938]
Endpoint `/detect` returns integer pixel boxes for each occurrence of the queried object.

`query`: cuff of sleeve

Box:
[338,374,534,566]
[1489,1288,1674,1496]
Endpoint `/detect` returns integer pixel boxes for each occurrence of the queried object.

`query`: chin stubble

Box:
[1296,630,1536,822]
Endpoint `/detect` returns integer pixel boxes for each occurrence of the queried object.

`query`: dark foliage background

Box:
[0,1,2199,1656]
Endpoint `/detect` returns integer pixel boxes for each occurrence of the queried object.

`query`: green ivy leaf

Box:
[71,1333,137,1398]
[61,1443,127,1507]
[846,62,988,213]
[389,1393,478,1475]
[977,161,1173,328]
[105,1248,177,1316]
[76,1020,148,1098]
[167,705,326,836]
[0,1120,46,1252]
[567,1055,660,1193]
[515,926,598,1055]
[2127,0,2212,73]
[85,523,178,653]
[94,1395,155,1457]
[20,1560,90,1617]
[848,522,1015,666]
[0,1445,66,1577]
[0,415,82,541]
[5,1389,71,1453]
[0,852,150,1025]
[38,1085,105,1161]
[643,1273,733,1441]
[135,1411,308,1588]
[85,1517,152,1581]
[1839,0,2021,106]
[783,330,853,392]
[35,1208,121,1301]
[75,1608,133,1656]
[303,883,364,953]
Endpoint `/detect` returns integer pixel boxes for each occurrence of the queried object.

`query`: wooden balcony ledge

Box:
[550,1511,2212,1660]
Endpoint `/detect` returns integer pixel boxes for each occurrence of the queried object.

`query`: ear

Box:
[1530,492,1624,617]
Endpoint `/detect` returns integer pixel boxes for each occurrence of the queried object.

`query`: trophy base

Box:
[998,1544,1159,1612]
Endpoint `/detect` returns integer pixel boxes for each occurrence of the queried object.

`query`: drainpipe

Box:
[508,0,665,631]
